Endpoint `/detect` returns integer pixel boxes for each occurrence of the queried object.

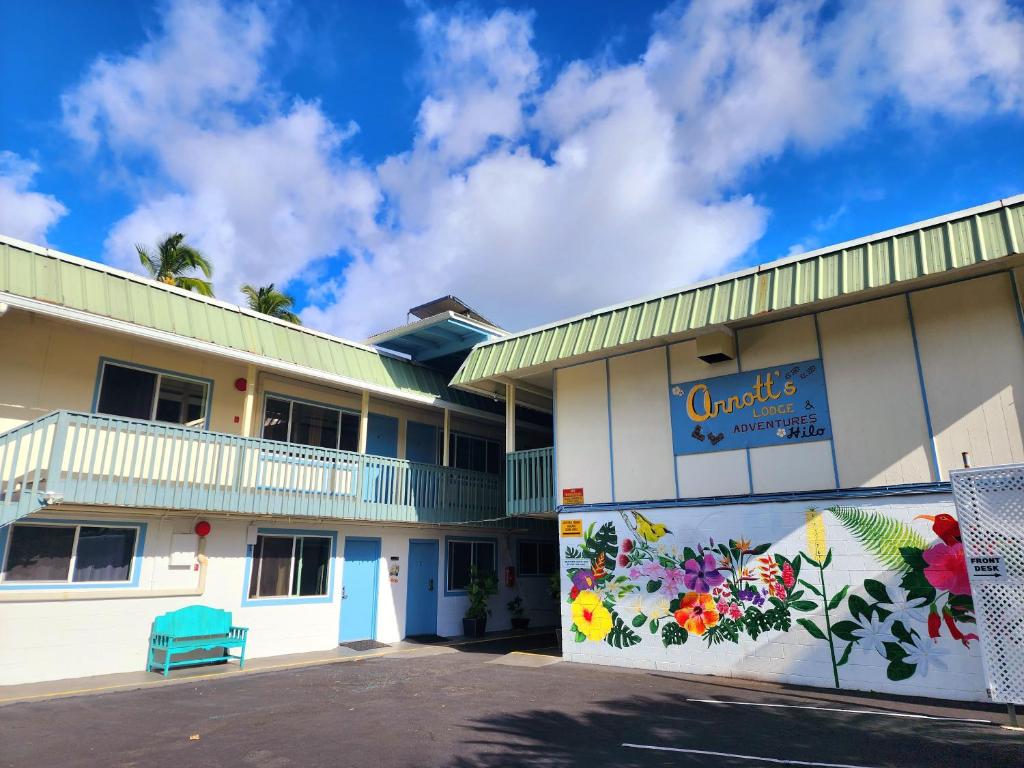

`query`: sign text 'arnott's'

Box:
[668,359,832,455]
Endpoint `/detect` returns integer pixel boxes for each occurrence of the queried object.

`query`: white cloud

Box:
[0,152,67,244]
[63,0,377,301]
[62,0,1024,339]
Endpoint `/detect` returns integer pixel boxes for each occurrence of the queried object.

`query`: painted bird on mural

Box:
[621,510,672,543]
[914,513,962,545]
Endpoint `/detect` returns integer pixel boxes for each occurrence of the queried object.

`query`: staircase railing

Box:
[0,411,504,525]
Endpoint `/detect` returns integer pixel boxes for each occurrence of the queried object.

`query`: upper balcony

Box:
[505,447,555,516]
[0,411,510,527]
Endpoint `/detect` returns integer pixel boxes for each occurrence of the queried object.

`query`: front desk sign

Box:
[669,359,832,455]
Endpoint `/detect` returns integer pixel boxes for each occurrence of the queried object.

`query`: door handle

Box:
[342,586,348,599]
[428,578,434,592]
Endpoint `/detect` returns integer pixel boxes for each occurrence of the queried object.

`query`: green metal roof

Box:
[452,195,1024,392]
[0,236,497,414]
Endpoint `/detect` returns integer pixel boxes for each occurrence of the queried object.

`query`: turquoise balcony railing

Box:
[0,411,504,526]
[505,447,555,516]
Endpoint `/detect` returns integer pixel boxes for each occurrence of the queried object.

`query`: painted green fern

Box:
[828,506,928,570]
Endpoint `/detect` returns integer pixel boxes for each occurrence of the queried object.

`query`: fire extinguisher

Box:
[504,566,516,588]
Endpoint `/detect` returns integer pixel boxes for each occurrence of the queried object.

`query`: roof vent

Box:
[696,329,736,364]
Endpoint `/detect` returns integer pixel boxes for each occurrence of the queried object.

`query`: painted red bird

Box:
[914,513,961,545]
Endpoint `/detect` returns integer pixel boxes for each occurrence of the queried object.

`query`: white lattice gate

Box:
[950,465,1024,704]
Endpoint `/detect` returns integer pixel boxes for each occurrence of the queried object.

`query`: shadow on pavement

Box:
[447,691,1023,768]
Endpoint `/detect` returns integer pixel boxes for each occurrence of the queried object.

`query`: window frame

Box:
[0,518,146,590]
[241,527,337,606]
[516,539,558,577]
[93,358,212,429]
[443,431,504,476]
[260,392,361,452]
[443,535,498,596]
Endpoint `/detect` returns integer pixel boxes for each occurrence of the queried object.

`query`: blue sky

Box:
[1,0,1022,339]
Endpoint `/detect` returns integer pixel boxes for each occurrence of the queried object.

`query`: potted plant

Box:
[462,566,498,638]
[507,595,530,631]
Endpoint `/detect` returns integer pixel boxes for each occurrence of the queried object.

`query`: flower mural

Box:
[562,505,977,687]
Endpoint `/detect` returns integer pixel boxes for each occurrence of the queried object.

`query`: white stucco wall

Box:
[0,512,557,686]
[558,494,988,702]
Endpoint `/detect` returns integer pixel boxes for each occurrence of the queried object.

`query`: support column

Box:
[505,382,516,453]
[240,364,258,437]
[358,390,369,454]
[442,408,451,467]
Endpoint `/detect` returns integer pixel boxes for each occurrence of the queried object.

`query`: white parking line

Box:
[685,698,992,724]
[622,743,882,768]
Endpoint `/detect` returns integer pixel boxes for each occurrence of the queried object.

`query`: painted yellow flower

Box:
[805,508,828,561]
[571,590,613,641]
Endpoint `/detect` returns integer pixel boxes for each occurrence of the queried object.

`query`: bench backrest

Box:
[153,605,232,637]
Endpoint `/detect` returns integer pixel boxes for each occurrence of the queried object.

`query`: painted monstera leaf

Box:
[829,506,927,570]
[582,522,618,570]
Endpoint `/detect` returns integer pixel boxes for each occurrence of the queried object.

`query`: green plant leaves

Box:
[831,620,860,642]
[863,579,890,603]
[646,579,663,593]
[836,642,854,668]
[790,600,817,612]
[583,522,618,572]
[797,618,826,640]
[829,506,927,570]
[827,585,849,611]
[661,622,687,647]
[848,594,871,620]
[649,618,660,634]
[631,613,648,628]
[606,610,642,649]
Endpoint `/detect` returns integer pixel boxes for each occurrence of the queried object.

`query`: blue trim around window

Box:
[443,535,499,596]
[0,517,148,590]
[92,356,214,429]
[241,527,338,606]
[515,538,557,578]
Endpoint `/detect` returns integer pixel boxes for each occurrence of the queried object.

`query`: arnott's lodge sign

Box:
[668,359,833,455]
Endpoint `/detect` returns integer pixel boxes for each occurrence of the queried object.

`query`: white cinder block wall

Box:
[0,512,556,685]
[559,496,988,702]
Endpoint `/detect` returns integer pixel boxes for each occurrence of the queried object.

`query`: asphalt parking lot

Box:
[1,633,1020,768]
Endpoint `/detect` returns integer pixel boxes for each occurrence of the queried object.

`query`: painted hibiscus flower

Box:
[683,554,726,593]
[571,569,597,591]
[673,592,720,635]
[922,542,971,596]
[571,590,613,641]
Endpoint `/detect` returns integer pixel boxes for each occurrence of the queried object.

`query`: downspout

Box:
[0,537,209,603]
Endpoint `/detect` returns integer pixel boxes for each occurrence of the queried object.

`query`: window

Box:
[443,433,503,475]
[518,541,558,577]
[96,361,209,427]
[446,538,496,592]
[248,534,332,599]
[262,396,360,452]
[1,523,138,584]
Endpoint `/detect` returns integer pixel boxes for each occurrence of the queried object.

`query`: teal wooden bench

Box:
[147,605,248,676]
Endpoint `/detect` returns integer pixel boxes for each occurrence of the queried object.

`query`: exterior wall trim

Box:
[556,480,952,514]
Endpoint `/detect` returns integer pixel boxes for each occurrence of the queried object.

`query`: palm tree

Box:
[136,233,214,297]
[242,283,302,324]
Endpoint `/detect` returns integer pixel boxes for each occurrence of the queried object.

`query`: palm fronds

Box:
[241,283,301,324]
[135,233,214,296]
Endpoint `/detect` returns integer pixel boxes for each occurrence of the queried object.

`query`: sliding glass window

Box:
[262,396,359,452]
[96,361,209,427]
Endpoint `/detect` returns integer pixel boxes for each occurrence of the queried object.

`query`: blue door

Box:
[406,421,437,464]
[340,538,380,642]
[366,414,398,458]
[406,540,439,636]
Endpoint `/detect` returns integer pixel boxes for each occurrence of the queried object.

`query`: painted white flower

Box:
[903,635,949,677]
[618,592,645,616]
[880,586,929,626]
[643,595,671,619]
[776,428,786,438]
[851,613,897,656]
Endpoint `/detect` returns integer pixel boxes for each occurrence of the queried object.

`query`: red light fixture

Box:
[234,377,248,392]
[194,520,212,538]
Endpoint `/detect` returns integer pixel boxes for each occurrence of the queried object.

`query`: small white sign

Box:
[969,555,1005,580]
[564,558,590,570]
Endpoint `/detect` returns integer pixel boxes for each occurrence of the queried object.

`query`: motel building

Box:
[0,193,1022,701]
[0,246,558,686]
[452,194,1024,704]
